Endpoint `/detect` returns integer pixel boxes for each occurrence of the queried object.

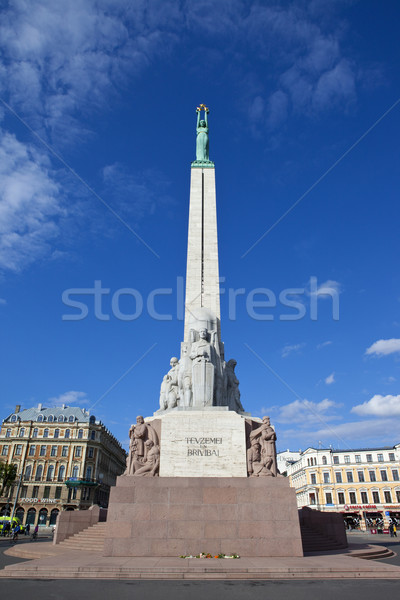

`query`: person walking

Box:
[389,522,394,537]
[25,523,30,536]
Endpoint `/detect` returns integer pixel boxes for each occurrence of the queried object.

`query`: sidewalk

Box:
[1,540,400,580]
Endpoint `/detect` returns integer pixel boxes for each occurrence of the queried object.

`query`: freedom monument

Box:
[103,105,303,557]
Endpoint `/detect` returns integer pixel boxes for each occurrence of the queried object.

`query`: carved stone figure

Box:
[133,415,148,459]
[248,416,278,477]
[225,359,243,411]
[134,440,160,477]
[178,344,192,407]
[125,417,160,475]
[247,438,273,477]
[196,105,209,161]
[190,328,214,407]
[161,357,180,409]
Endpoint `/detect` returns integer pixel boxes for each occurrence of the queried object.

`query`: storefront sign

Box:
[19,498,59,504]
[344,504,377,511]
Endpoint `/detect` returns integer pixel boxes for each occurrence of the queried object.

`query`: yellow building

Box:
[284,445,400,531]
[0,404,126,528]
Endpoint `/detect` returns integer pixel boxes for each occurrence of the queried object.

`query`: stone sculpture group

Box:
[124,416,160,477]
[158,324,244,413]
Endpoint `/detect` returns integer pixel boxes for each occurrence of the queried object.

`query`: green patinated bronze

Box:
[192,104,214,168]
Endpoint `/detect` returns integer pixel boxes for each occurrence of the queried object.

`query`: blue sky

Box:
[1,0,400,452]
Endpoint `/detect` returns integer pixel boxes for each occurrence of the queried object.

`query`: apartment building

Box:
[0,404,126,527]
[284,445,400,530]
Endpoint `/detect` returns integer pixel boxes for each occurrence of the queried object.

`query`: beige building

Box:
[0,404,126,528]
[283,445,400,531]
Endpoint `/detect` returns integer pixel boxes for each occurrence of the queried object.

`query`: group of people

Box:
[125,416,160,477]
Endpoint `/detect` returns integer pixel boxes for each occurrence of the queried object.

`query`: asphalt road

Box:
[0,533,400,600]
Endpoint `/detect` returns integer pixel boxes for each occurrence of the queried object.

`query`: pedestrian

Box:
[389,522,394,537]
[25,523,30,536]
[394,524,397,538]
[11,524,20,543]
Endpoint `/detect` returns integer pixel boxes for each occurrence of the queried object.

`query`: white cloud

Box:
[48,390,89,407]
[276,398,338,424]
[0,131,64,272]
[317,340,332,349]
[365,339,400,357]
[351,394,400,417]
[325,372,335,385]
[309,279,341,298]
[281,343,305,358]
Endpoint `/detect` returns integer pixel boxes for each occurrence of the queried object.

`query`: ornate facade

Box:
[0,404,126,528]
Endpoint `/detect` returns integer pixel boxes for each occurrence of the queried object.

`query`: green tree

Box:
[0,463,17,496]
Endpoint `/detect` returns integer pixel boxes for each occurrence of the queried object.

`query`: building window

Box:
[32,486,39,498]
[338,492,345,504]
[361,491,368,503]
[325,492,333,504]
[377,454,384,462]
[310,473,316,484]
[37,415,43,422]
[322,456,327,465]
[1,445,8,456]
[396,491,400,503]
[88,447,94,458]
[40,445,46,456]
[69,415,74,422]
[62,446,68,457]
[28,445,36,456]
[91,430,96,440]
[43,486,51,499]
[384,491,392,503]
[72,465,79,478]
[333,456,339,464]
[51,446,57,457]
[369,471,376,482]
[323,472,330,483]
[6,428,11,438]
[54,429,59,439]
[48,415,53,423]
[43,428,49,438]
[349,492,356,503]
[346,471,353,483]
[64,429,70,439]
[11,415,16,422]
[21,485,28,497]
[335,472,342,483]
[35,465,43,481]
[309,493,316,505]
[19,428,25,437]
[32,428,38,438]
[85,466,92,480]
[58,415,64,422]
[46,465,54,481]
[58,465,65,481]
[55,487,62,499]
[15,444,22,456]
[75,446,82,457]
[344,455,350,463]
[24,465,32,480]
[380,470,388,481]
[358,471,365,482]
[366,454,372,462]
[389,453,395,461]
[392,470,399,481]
[372,491,380,503]
[78,429,83,439]
[355,455,361,463]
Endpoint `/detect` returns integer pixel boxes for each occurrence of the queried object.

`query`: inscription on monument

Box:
[186,436,222,457]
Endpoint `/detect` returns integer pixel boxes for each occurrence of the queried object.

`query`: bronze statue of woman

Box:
[196,104,209,161]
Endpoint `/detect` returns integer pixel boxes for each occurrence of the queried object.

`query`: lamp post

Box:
[9,473,22,525]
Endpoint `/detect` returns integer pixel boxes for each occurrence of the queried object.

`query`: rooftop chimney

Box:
[37,403,42,410]
[15,404,21,413]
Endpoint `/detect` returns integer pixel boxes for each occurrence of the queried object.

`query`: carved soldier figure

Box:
[190,328,211,363]
[133,415,148,460]
[163,357,180,409]
[249,416,278,476]
[225,359,243,411]
[134,440,160,477]
[178,344,192,407]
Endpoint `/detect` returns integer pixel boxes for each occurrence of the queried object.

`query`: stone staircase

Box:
[57,521,107,552]
[300,524,347,554]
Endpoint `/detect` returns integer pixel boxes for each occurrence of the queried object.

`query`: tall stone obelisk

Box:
[184,108,220,341]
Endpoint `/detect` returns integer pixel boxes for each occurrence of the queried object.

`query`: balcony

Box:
[65,477,99,488]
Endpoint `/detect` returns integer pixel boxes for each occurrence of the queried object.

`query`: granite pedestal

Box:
[103,476,303,557]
